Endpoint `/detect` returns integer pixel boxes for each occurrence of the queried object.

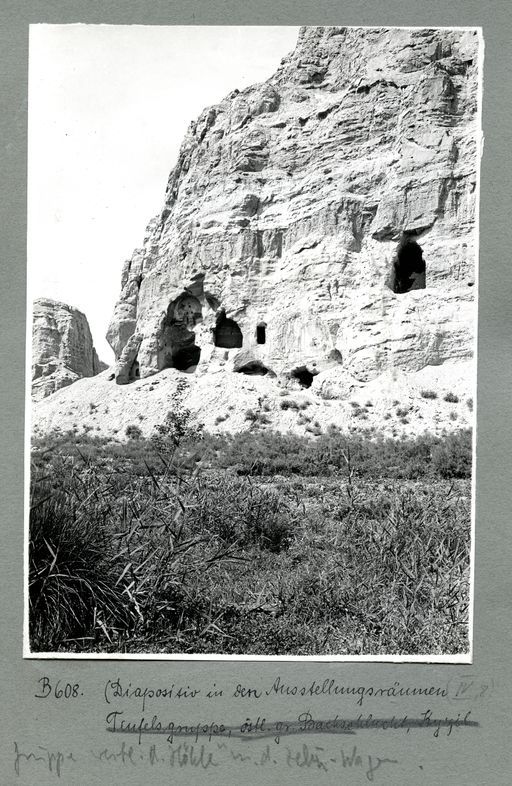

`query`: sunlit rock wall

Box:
[107,26,480,389]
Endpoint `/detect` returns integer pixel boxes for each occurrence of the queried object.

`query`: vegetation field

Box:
[29,402,472,656]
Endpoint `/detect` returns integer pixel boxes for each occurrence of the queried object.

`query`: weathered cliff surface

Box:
[32,27,480,440]
[32,298,105,401]
[107,26,480,392]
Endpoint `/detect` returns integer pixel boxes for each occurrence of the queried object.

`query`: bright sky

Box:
[28,25,300,362]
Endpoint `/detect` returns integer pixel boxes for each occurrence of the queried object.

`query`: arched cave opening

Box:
[291,366,316,388]
[256,322,267,344]
[158,293,202,373]
[392,238,426,294]
[129,359,140,381]
[214,311,243,349]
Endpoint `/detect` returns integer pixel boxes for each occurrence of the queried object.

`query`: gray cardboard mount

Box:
[1,2,511,784]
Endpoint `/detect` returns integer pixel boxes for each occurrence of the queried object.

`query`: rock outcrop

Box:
[32,298,106,401]
[107,26,480,394]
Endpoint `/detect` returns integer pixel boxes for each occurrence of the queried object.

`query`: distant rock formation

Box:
[32,298,106,401]
[107,26,480,391]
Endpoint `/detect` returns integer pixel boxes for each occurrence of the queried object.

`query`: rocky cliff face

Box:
[32,27,481,440]
[32,298,105,401]
[107,26,480,395]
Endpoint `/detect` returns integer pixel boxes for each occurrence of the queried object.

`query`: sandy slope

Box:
[31,359,474,442]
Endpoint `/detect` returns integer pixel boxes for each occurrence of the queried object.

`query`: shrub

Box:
[126,424,142,440]
[444,392,459,403]
[431,430,472,478]
[280,399,299,411]
[151,379,203,453]
[421,390,438,400]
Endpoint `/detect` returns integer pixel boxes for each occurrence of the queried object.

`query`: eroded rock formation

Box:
[107,26,480,393]
[32,298,105,400]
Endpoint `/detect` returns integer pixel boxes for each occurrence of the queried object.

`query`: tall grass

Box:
[29,485,129,650]
[29,451,297,652]
[29,428,472,654]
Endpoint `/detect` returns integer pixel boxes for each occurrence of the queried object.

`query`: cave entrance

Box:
[291,366,315,388]
[158,293,202,373]
[392,238,426,294]
[173,345,201,372]
[256,322,266,344]
[214,311,243,349]
[128,359,140,381]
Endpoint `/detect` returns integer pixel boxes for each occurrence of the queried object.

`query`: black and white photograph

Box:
[26,25,481,658]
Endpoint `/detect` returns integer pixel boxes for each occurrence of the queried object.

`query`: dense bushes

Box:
[202,428,473,480]
[32,427,473,481]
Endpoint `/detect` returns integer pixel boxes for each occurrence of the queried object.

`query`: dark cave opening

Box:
[129,359,140,381]
[214,311,243,349]
[392,238,426,294]
[172,345,201,372]
[291,366,315,388]
[256,323,267,344]
[158,293,203,373]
